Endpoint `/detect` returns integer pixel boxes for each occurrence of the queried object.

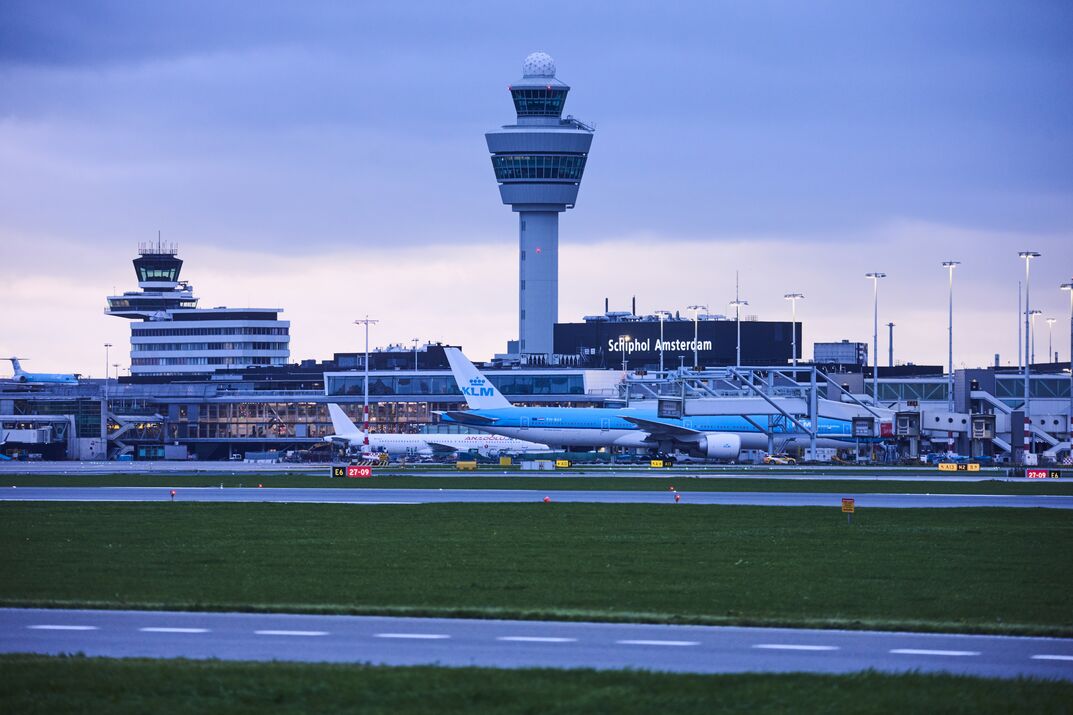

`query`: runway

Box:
[2,608,1070,680]
[1,486,1069,508]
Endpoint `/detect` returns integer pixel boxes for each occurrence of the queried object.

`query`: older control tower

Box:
[487,52,594,357]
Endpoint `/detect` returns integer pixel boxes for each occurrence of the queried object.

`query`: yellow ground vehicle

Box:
[763,453,797,465]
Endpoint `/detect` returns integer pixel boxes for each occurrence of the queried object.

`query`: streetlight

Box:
[783,293,804,369]
[1029,310,1042,365]
[1046,318,1057,363]
[412,338,420,371]
[619,335,630,373]
[941,261,960,412]
[729,299,749,368]
[1019,251,1041,413]
[687,305,707,368]
[1061,282,1072,436]
[103,343,112,400]
[653,310,672,373]
[354,316,378,447]
[865,272,886,404]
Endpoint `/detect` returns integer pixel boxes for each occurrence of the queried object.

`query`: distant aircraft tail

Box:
[327,403,361,437]
[4,357,22,374]
[444,348,513,410]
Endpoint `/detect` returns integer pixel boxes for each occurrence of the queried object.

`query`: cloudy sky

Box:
[1,1,1071,376]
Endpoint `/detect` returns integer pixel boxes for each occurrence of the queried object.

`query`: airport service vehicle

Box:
[763,453,797,465]
[324,403,548,459]
[438,349,876,461]
[3,358,78,385]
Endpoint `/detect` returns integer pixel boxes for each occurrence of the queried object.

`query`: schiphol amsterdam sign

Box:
[607,337,713,353]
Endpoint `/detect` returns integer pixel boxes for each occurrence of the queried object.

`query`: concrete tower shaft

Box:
[486,52,594,356]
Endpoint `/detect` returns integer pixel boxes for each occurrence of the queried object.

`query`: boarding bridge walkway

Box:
[971,390,1061,449]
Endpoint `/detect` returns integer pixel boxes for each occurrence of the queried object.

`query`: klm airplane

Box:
[440,349,868,460]
[3,358,79,385]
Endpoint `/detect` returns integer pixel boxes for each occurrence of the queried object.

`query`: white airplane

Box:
[324,403,549,458]
[3,358,79,385]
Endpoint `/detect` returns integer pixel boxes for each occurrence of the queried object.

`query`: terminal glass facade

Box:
[325,373,585,397]
[995,376,1071,400]
[872,381,949,402]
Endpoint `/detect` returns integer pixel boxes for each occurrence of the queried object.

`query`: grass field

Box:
[2,502,1070,635]
[1,655,1070,714]
[2,472,1070,494]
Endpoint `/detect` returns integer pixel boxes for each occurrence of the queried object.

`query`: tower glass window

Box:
[492,154,587,181]
[511,88,568,117]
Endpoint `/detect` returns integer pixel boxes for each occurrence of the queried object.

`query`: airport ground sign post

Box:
[842,497,855,525]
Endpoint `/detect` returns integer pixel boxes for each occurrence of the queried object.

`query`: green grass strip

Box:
[2,473,1070,494]
[2,503,1070,636]
[1,655,1071,714]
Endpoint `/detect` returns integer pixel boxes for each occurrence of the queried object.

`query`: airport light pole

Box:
[687,305,707,369]
[1025,307,1042,365]
[729,299,749,368]
[103,342,111,397]
[619,335,630,373]
[783,293,804,369]
[1019,251,1040,414]
[354,316,378,446]
[1046,318,1056,363]
[941,261,960,412]
[1061,282,1073,437]
[865,273,886,405]
[412,338,420,371]
[654,310,672,373]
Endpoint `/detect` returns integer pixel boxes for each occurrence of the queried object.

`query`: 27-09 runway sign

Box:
[331,465,373,478]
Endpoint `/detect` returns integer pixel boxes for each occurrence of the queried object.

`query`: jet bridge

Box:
[624,365,891,458]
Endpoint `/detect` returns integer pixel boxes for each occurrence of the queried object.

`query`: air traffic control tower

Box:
[486,52,594,357]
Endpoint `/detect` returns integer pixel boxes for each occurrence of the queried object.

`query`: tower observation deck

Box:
[486,52,594,356]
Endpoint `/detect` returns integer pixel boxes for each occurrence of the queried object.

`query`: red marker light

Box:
[535,247,542,254]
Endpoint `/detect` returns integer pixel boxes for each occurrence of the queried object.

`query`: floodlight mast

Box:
[865,272,887,405]
[353,316,378,446]
[783,293,804,369]
[941,261,960,412]
[687,305,707,368]
[1061,282,1073,438]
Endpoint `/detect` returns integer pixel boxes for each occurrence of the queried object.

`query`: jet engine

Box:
[691,433,741,460]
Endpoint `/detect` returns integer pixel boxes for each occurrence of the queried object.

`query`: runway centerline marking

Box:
[890,649,979,657]
[497,636,577,643]
[139,627,210,634]
[375,633,451,640]
[1032,654,1073,661]
[27,625,98,631]
[253,630,328,637]
[753,644,839,651]
[616,639,699,647]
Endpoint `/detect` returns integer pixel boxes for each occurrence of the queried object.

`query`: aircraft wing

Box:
[424,441,460,453]
[439,411,498,426]
[621,416,703,440]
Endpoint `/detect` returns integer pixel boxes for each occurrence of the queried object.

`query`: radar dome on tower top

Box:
[522,52,556,78]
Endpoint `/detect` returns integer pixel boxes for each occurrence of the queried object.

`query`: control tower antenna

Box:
[486,52,595,356]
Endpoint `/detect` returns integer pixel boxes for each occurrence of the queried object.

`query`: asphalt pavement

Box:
[2,608,1070,680]
[0,485,1069,508]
